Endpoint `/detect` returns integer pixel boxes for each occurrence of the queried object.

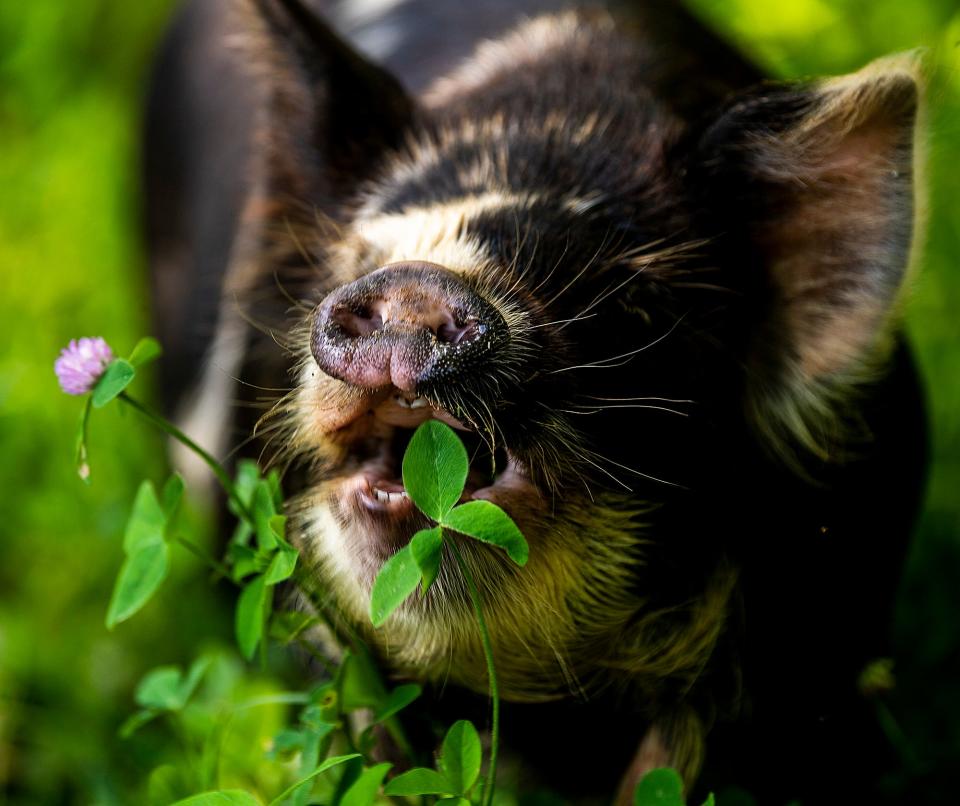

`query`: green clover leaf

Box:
[444,500,528,566]
[402,419,468,520]
[439,719,482,794]
[410,526,443,595]
[91,358,135,408]
[106,479,172,629]
[369,544,421,627]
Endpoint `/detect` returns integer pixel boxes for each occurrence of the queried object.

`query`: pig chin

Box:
[292,380,541,586]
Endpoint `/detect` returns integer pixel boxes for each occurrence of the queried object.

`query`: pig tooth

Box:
[409,397,428,409]
[373,487,408,504]
[395,395,411,408]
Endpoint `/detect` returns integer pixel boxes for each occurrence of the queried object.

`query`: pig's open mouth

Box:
[324,387,534,543]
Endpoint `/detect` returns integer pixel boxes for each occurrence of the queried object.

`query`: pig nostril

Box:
[330,304,383,338]
[436,318,486,346]
[312,265,507,390]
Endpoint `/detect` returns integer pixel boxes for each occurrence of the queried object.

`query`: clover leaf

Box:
[401,419,468,520]
[369,420,529,627]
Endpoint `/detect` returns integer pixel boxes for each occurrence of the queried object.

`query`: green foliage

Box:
[263,538,298,586]
[267,755,362,806]
[402,419,469,520]
[371,420,528,626]
[73,396,92,482]
[135,656,210,711]
[443,501,528,566]
[172,791,262,806]
[128,336,162,368]
[91,358,135,407]
[369,545,423,628]
[374,683,422,723]
[633,768,715,806]
[163,472,185,518]
[226,466,299,659]
[65,380,510,805]
[384,766,453,796]
[235,574,269,662]
[106,479,173,628]
[634,768,685,806]
[340,762,392,806]
[339,650,388,711]
[369,421,517,806]
[439,720,483,795]
[381,720,484,800]
[411,525,444,595]
[120,656,212,738]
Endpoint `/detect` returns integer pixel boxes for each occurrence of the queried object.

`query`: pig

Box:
[145,0,927,801]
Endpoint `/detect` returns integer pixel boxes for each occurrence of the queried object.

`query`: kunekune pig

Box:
[145,0,927,802]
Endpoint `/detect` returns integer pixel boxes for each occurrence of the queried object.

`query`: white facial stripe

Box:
[355,192,534,271]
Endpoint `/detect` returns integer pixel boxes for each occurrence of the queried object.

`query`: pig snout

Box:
[310,261,506,392]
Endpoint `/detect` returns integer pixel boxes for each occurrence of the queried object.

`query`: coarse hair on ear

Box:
[171,0,417,487]
[220,0,417,355]
[228,0,415,218]
[696,52,925,463]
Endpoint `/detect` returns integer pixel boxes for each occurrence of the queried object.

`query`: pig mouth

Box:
[323,387,535,552]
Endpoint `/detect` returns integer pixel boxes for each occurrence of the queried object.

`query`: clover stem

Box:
[174,535,233,580]
[118,392,254,523]
[448,538,499,806]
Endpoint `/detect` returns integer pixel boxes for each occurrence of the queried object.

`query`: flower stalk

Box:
[449,539,500,806]
[117,392,254,524]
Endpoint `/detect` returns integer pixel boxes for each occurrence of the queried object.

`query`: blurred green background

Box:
[0,1,958,803]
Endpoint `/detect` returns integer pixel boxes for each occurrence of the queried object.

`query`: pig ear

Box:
[232,0,414,213]
[175,0,414,480]
[696,55,923,457]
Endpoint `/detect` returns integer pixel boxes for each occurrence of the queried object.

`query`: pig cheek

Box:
[292,371,380,449]
[293,496,374,625]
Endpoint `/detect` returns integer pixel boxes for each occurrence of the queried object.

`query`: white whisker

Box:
[548,314,687,373]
